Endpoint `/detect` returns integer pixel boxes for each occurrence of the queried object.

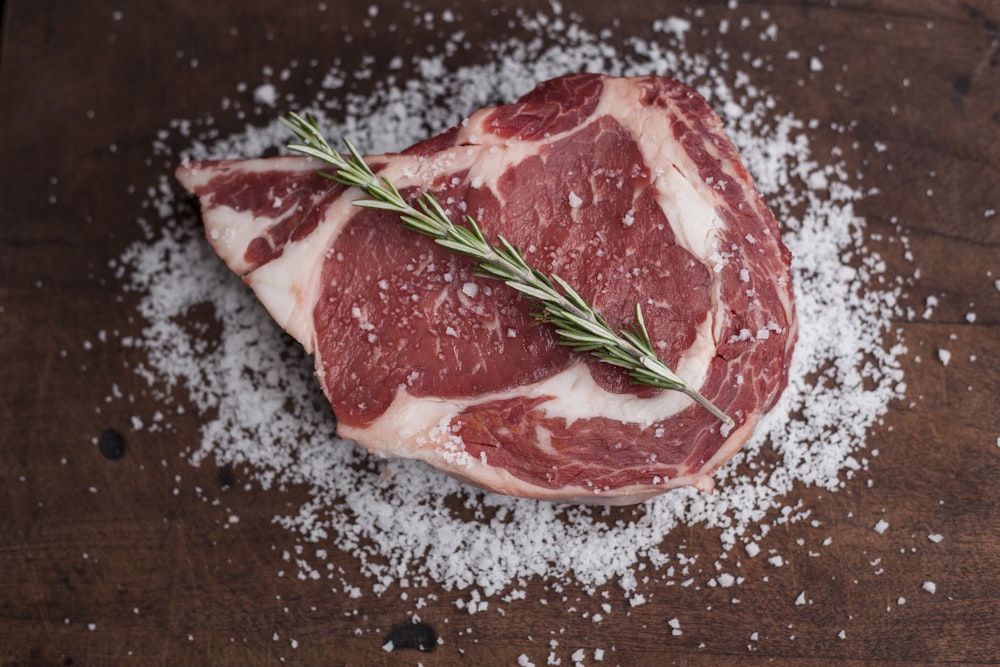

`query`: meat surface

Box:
[176,73,797,505]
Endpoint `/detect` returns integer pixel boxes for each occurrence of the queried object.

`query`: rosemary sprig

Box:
[280,112,733,426]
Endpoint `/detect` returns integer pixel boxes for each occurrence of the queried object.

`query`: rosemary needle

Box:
[280,112,733,426]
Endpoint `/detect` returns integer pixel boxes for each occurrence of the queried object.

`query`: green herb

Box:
[280,112,733,426]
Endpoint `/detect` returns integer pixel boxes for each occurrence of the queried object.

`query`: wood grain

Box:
[2,1,998,665]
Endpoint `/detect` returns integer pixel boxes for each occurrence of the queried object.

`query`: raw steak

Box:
[176,73,797,505]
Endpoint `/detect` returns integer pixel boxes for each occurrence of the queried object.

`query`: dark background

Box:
[2,1,998,665]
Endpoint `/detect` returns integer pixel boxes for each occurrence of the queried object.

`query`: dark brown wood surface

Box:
[2,1,998,665]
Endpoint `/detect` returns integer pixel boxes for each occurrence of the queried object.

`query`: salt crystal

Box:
[655,17,691,40]
[922,295,938,318]
[253,83,277,107]
[922,581,937,594]
[927,533,943,543]
[873,519,889,534]
[937,349,951,366]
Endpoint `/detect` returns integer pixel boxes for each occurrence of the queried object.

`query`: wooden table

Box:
[2,1,998,664]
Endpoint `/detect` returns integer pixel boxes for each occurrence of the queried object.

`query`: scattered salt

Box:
[873,519,889,535]
[937,348,951,366]
[113,0,908,621]
[922,581,937,594]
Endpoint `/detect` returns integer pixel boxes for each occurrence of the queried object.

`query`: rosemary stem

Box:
[280,112,733,426]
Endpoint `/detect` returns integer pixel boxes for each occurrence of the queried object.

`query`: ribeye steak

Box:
[176,73,797,505]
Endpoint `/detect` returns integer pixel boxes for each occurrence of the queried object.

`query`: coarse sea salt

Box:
[115,5,906,603]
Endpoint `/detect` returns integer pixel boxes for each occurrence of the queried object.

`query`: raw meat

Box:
[175,73,797,505]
